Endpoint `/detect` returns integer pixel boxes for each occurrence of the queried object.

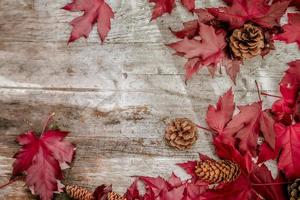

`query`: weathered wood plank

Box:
[0,0,222,44]
[0,41,298,90]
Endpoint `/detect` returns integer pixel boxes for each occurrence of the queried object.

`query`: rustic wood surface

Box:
[0,0,299,199]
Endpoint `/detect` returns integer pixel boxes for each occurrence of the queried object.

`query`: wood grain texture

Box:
[0,0,299,199]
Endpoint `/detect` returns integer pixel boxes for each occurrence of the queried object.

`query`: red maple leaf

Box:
[177,154,214,183]
[257,142,278,163]
[225,103,276,155]
[250,164,287,200]
[127,173,206,200]
[223,59,241,84]
[10,114,75,200]
[201,175,255,200]
[170,20,199,39]
[271,84,298,125]
[168,23,226,80]
[206,89,276,156]
[149,0,175,20]
[63,0,114,43]
[208,0,290,29]
[180,0,195,12]
[125,179,141,200]
[206,88,235,133]
[282,60,300,84]
[213,137,253,174]
[271,60,300,125]
[275,123,300,179]
[12,130,74,200]
[149,0,195,20]
[93,184,113,200]
[273,13,300,49]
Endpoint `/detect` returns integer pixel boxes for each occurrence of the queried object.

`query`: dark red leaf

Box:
[177,161,198,180]
[250,164,287,200]
[257,142,278,163]
[201,175,254,200]
[213,136,253,174]
[125,179,141,200]
[93,184,112,200]
[208,0,289,29]
[275,123,300,179]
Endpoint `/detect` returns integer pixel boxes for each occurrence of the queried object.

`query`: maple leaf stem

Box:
[255,80,262,102]
[260,92,281,99]
[41,112,56,136]
[0,177,23,190]
[195,124,217,135]
[251,188,264,200]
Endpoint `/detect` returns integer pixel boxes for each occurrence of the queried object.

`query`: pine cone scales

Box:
[65,185,94,200]
[108,192,126,200]
[288,179,300,200]
[165,118,198,150]
[229,23,265,59]
[195,160,240,184]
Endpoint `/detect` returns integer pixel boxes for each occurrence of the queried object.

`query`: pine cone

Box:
[108,192,126,200]
[195,159,240,184]
[65,185,94,200]
[165,118,198,150]
[229,23,265,59]
[288,179,300,200]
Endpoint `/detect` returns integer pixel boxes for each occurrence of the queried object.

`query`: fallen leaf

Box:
[257,142,278,163]
[250,164,286,200]
[93,184,112,200]
[149,0,195,20]
[273,13,300,49]
[213,136,253,174]
[223,102,262,155]
[168,23,226,80]
[208,0,290,29]
[63,0,114,43]
[223,59,241,83]
[271,84,297,125]
[201,175,254,200]
[125,180,141,200]
[206,88,235,133]
[149,0,175,20]
[275,123,300,179]
[12,130,75,200]
[170,20,199,39]
[181,0,195,11]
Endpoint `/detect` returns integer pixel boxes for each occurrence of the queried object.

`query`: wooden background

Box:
[0,0,299,199]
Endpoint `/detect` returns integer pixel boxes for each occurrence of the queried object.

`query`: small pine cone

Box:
[108,192,126,200]
[288,179,300,200]
[195,159,240,184]
[229,23,265,59]
[65,185,94,200]
[165,118,198,150]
